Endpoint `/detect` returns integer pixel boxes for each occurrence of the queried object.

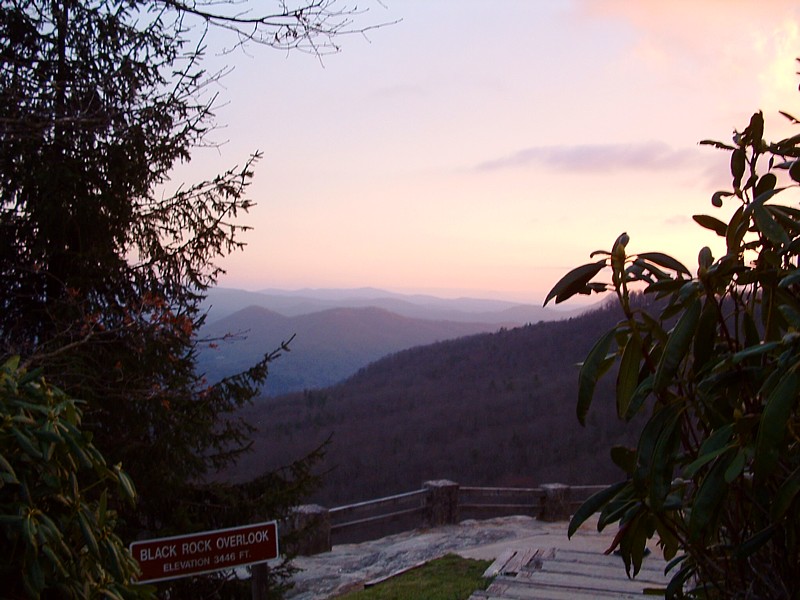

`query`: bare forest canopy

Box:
[225,300,645,506]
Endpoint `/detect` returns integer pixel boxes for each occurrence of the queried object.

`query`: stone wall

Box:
[288,481,601,556]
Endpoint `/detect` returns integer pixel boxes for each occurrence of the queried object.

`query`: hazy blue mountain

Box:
[200,286,589,325]
[196,305,510,396]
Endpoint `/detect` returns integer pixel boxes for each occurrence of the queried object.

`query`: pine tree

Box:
[0,1,372,595]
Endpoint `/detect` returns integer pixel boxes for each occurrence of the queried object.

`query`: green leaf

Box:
[636,252,691,276]
[99,489,108,527]
[610,446,637,475]
[779,110,800,124]
[675,280,701,305]
[618,511,650,577]
[645,278,686,296]
[778,304,800,329]
[683,442,735,479]
[731,148,746,187]
[577,327,617,425]
[616,333,642,419]
[734,526,776,559]
[693,300,718,371]
[12,428,42,460]
[754,172,778,198]
[697,246,712,271]
[711,191,733,207]
[743,311,760,348]
[693,214,727,236]
[791,159,800,183]
[750,187,782,208]
[544,260,606,306]
[115,466,137,503]
[599,495,639,531]
[745,111,764,146]
[36,512,60,542]
[78,510,100,556]
[664,553,688,577]
[625,375,653,420]
[0,514,23,526]
[689,450,733,542]
[768,205,800,237]
[649,406,682,509]
[0,452,18,482]
[655,515,681,560]
[693,423,734,456]
[724,449,745,483]
[726,205,747,255]
[28,556,45,596]
[772,465,800,521]
[753,204,790,247]
[568,480,628,538]
[635,402,680,490]
[101,536,126,582]
[63,432,92,469]
[22,512,37,549]
[666,562,695,599]
[42,544,68,578]
[731,342,780,365]
[17,367,44,386]
[754,370,800,477]
[779,270,800,288]
[3,355,21,371]
[653,299,701,393]
[699,139,735,150]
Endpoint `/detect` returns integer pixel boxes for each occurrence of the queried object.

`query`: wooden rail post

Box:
[250,563,270,600]
[423,480,459,527]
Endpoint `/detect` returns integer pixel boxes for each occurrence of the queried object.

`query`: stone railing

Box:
[288,480,606,555]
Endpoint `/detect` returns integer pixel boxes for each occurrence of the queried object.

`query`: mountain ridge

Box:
[201,286,591,325]
[197,304,510,396]
[228,299,640,506]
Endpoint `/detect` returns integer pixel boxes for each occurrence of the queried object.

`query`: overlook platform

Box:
[285,514,669,599]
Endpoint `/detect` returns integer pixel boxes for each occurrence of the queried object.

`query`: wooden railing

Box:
[459,486,543,519]
[330,488,428,544]
[288,480,607,555]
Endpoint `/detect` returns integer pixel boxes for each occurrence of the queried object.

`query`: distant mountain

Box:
[200,286,589,325]
[226,300,645,506]
[196,305,510,396]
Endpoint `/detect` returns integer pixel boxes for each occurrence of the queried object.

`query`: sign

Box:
[130,521,279,583]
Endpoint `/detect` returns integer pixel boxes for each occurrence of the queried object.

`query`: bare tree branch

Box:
[156,0,396,54]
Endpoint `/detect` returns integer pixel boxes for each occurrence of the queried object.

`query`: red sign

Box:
[130,521,279,583]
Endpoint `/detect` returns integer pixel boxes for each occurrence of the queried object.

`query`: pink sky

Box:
[171,0,800,303]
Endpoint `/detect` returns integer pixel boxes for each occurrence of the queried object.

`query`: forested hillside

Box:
[228,300,644,505]
[197,305,520,396]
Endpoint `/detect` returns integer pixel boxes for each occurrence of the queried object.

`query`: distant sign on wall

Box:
[130,521,279,583]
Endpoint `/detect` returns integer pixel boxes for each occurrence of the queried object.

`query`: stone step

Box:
[470,546,670,600]
[533,549,668,584]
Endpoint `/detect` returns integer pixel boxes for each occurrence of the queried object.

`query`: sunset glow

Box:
[173,0,800,304]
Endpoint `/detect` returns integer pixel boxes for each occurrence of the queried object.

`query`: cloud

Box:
[573,0,800,115]
[474,141,702,173]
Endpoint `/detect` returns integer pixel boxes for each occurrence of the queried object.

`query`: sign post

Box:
[130,521,279,584]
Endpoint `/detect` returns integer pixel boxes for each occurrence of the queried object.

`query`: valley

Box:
[196,287,586,396]
[218,296,641,507]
